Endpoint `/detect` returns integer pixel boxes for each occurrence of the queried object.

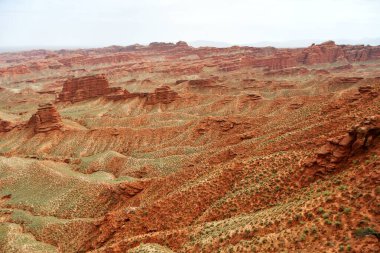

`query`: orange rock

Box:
[28,103,63,133]
[58,74,112,102]
[145,86,179,105]
[0,119,16,132]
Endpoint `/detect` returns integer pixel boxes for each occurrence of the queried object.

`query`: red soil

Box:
[0,41,379,253]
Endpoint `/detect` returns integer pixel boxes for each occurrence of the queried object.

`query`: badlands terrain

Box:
[0,41,379,252]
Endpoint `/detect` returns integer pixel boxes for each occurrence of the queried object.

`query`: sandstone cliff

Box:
[28,103,63,133]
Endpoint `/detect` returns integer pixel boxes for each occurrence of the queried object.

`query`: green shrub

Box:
[353,227,379,238]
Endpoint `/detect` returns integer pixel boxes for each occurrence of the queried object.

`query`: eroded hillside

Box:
[0,41,379,252]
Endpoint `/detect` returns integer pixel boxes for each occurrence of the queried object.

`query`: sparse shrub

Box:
[354,227,379,238]
[311,225,318,234]
[334,221,342,228]
[317,207,324,214]
[338,185,348,191]
[322,191,331,196]
[343,207,351,214]
[306,212,313,219]
[299,233,306,242]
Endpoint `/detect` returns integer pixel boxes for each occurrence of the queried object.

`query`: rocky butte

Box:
[57,74,179,105]
[57,74,113,102]
[27,103,63,133]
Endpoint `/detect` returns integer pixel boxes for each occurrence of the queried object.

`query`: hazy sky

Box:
[0,0,379,48]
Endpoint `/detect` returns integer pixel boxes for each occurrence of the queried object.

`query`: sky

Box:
[0,0,379,49]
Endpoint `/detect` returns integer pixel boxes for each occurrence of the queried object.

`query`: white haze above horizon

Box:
[0,0,379,50]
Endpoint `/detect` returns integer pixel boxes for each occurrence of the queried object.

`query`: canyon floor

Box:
[0,41,379,252]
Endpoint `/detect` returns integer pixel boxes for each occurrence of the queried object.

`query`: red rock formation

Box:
[328,77,364,91]
[300,41,346,65]
[301,115,380,183]
[175,80,187,85]
[264,67,309,76]
[57,55,87,67]
[175,41,189,47]
[330,64,353,71]
[105,88,144,101]
[0,119,16,132]
[58,74,112,102]
[188,79,216,88]
[289,102,304,109]
[29,62,48,71]
[342,44,380,62]
[358,85,378,97]
[332,77,364,84]
[313,69,330,75]
[249,52,299,70]
[0,65,30,77]
[105,85,179,105]
[245,93,262,101]
[145,86,179,105]
[28,103,63,133]
[78,53,132,65]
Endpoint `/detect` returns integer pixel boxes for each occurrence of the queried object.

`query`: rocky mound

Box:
[28,103,63,133]
[57,74,112,102]
[0,119,16,132]
[145,86,179,105]
[0,64,31,77]
[302,115,380,183]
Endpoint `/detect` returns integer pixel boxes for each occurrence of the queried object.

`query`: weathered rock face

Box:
[0,65,30,77]
[301,115,380,183]
[188,79,215,87]
[331,64,353,71]
[264,67,309,76]
[244,41,380,70]
[145,86,179,105]
[58,74,112,102]
[28,103,63,133]
[328,77,364,91]
[245,93,262,101]
[0,119,16,132]
[251,52,299,70]
[332,77,364,84]
[342,44,380,62]
[300,41,345,65]
[300,41,380,65]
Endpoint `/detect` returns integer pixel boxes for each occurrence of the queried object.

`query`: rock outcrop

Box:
[358,85,378,97]
[0,119,16,132]
[264,67,309,76]
[328,77,364,91]
[245,94,262,101]
[145,86,179,105]
[57,74,112,102]
[28,103,63,133]
[302,115,380,183]
[300,41,345,65]
[188,79,216,88]
[0,65,30,77]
